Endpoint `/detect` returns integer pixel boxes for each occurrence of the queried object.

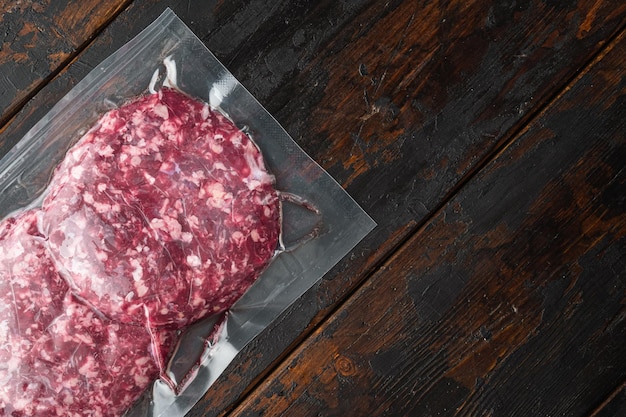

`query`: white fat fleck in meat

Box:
[83,192,95,205]
[131,111,144,126]
[135,282,149,298]
[164,216,183,240]
[160,119,179,136]
[186,255,201,268]
[133,373,150,387]
[100,112,121,132]
[159,160,179,175]
[75,332,95,346]
[231,231,244,245]
[144,172,156,184]
[130,259,143,282]
[149,218,166,233]
[78,357,100,379]
[230,133,242,147]
[152,104,169,119]
[70,166,84,180]
[131,156,142,167]
[94,249,108,263]
[0,321,9,344]
[157,198,171,217]
[191,170,206,182]
[93,201,112,214]
[187,215,200,229]
[201,104,210,120]
[210,142,223,154]
[97,145,115,158]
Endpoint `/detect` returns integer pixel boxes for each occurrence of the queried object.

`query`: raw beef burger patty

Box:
[0,210,177,417]
[41,88,281,328]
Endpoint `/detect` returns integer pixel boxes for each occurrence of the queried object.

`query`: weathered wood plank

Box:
[0,0,131,126]
[228,30,626,417]
[0,1,624,416]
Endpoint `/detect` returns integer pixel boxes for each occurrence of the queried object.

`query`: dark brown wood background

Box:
[1,1,624,416]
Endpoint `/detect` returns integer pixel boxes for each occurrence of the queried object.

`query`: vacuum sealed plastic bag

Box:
[0,8,375,417]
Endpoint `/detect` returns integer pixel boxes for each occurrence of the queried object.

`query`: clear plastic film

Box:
[0,8,375,417]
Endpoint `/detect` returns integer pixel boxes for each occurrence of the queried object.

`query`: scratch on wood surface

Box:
[488,303,502,316]
[351,3,421,157]
[394,44,441,93]
[372,2,418,98]
[1,74,17,92]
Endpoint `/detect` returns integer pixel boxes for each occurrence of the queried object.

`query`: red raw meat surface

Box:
[0,210,178,417]
[0,210,67,396]
[41,88,281,328]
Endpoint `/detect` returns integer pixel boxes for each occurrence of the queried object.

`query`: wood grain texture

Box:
[228,30,626,417]
[0,1,624,416]
[187,1,626,414]
[0,0,131,126]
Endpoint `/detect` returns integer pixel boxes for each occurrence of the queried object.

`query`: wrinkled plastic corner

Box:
[0,8,376,417]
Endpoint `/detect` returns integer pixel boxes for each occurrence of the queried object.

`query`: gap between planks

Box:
[220,22,626,417]
[586,380,626,417]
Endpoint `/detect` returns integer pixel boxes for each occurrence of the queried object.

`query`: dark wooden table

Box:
[1,1,625,416]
